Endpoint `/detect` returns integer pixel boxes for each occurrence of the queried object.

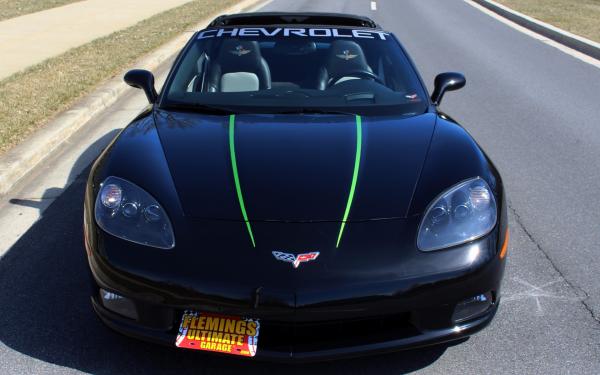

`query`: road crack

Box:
[509,203,600,325]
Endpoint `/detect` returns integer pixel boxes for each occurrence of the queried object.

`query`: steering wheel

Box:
[327,70,384,87]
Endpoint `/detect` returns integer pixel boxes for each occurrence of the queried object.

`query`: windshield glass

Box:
[161,27,428,116]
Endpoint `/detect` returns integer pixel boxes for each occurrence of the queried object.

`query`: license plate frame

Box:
[175,310,260,357]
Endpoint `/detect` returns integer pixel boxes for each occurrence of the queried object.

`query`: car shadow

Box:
[7,130,119,212]
[0,134,455,374]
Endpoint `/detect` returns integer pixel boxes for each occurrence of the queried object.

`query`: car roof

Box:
[208,12,381,29]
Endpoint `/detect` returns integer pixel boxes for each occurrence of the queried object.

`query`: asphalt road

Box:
[1,0,600,373]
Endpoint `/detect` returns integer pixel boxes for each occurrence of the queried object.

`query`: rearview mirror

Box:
[124,69,157,103]
[431,72,466,106]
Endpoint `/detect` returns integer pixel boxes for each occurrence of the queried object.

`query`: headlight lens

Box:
[95,176,175,249]
[417,177,497,251]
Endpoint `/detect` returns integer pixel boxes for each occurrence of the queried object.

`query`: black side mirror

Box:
[124,69,157,103]
[431,72,466,106]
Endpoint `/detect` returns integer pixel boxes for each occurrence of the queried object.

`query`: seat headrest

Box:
[217,40,264,74]
[326,40,372,78]
[220,72,260,92]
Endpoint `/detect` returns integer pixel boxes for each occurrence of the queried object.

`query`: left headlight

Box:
[95,176,175,249]
[417,177,497,251]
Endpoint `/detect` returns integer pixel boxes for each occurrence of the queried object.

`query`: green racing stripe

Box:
[229,114,256,247]
[336,115,363,248]
[229,114,361,249]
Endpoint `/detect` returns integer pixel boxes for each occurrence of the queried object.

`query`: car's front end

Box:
[84,111,507,362]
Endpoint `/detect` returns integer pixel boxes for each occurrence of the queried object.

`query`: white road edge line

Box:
[477,0,600,49]
[464,0,600,70]
[370,1,377,11]
[248,0,272,12]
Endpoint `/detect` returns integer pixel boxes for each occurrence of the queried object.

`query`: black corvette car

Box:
[84,12,508,361]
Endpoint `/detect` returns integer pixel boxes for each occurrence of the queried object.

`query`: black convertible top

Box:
[208,12,380,29]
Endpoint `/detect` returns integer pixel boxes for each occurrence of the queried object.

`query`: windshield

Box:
[161,27,428,116]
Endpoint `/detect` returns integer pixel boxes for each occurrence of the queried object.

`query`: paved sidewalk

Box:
[0,0,193,80]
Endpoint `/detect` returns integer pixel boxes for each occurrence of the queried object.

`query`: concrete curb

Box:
[0,0,266,196]
[472,0,600,60]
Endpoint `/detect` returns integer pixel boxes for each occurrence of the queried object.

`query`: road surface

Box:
[1,0,599,373]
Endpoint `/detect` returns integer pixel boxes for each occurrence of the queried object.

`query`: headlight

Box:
[95,176,175,249]
[417,177,497,251]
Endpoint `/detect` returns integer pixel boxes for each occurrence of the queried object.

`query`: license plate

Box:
[175,310,260,357]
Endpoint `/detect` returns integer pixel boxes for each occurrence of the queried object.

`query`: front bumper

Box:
[87,240,505,362]
[91,292,498,362]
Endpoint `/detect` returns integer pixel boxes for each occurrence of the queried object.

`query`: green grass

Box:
[0,0,81,21]
[496,0,600,43]
[0,0,239,154]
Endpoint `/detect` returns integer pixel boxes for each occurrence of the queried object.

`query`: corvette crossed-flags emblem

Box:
[272,251,320,268]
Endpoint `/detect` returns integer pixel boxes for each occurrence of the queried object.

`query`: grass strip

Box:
[0,0,239,154]
[0,0,81,21]
[495,0,600,43]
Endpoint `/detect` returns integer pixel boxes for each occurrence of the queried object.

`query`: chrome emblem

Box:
[336,50,358,60]
[230,45,252,56]
[272,251,320,268]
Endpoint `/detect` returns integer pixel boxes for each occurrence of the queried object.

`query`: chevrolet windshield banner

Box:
[198,28,390,40]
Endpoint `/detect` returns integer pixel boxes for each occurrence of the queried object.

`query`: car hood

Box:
[154,110,436,221]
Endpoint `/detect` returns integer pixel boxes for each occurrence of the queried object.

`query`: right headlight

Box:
[417,177,497,251]
[95,176,175,249]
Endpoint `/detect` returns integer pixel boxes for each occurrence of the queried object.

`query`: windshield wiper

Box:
[163,102,358,116]
[270,108,357,116]
[162,102,236,115]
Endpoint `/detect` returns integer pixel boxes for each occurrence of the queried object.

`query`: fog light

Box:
[100,289,138,320]
[452,292,493,323]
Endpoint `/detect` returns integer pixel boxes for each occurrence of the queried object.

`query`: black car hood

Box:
[154,110,436,222]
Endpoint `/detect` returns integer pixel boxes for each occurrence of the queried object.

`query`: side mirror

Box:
[431,72,466,106]
[124,69,157,103]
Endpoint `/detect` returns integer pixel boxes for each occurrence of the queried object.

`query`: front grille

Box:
[258,313,419,352]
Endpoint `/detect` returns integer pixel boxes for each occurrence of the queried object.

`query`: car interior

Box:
[178,37,413,95]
